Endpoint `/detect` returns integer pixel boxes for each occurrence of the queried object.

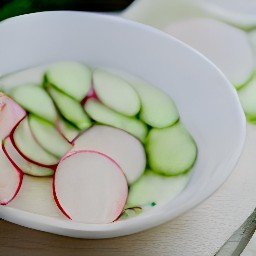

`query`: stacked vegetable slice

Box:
[0,94,26,205]
[0,61,198,223]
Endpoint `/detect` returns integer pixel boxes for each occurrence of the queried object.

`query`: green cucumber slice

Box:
[146,123,197,175]
[57,116,80,142]
[46,62,92,101]
[12,117,59,166]
[84,99,147,142]
[130,78,179,128]
[9,84,57,123]
[238,74,256,123]
[93,69,140,116]
[0,65,48,90]
[127,170,189,207]
[29,114,72,158]
[47,86,91,130]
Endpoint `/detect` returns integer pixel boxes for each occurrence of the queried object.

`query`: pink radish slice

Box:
[8,175,64,218]
[10,117,59,168]
[3,137,54,177]
[0,93,26,140]
[0,143,23,205]
[80,87,98,106]
[53,150,128,224]
[0,93,25,204]
[73,125,146,184]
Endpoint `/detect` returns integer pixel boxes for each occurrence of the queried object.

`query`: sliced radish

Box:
[0,93,26,140]
[28,114,72,158]
[74,125,146,184]
[11,117,59,167]
[238,74,256,123]
[3,136,54,177]
[47,86,91,130]
[9,84,57,123]
[80,87,98,106]
[130,78,179,128]
[127,170,189,207]
[0,145,23,205]
[53,150,128,224]
[46,61,92,101]
[93,69,140,116]
[8,175,64,218]
[146,123,197,176]
[56,116,80,143]
[165,18,255,88]
[84,99,147,142]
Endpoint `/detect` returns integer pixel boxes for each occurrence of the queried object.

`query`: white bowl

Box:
[0,11,246,238]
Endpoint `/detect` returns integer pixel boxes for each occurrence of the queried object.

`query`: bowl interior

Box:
[0,11,245,238]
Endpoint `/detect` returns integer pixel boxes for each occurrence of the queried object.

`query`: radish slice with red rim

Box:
[3,137,54,177]
[73,125,146,184]
[8,175,64,218]
[11,117,59,167]
[0,93,25,204]
[0,145,23,205]
[53,150,128,224]
[0,93,26,140]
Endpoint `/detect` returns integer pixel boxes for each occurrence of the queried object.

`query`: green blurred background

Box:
[0,0,134,21]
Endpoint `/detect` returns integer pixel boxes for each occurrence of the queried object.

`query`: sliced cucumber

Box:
[11,117,59,167]
[93,69,140,116]
[3,137,54,177]
[238,74,256,123]
[165,18,254,88]
[130,78,179,128]
[146,123,197,175]
[46,61,92,101]
[56,116,80,142]
[127,170,189,207]
[0,65,48,89]
[84,99,148,142]
[47,86,91,130]
[29,114,72,158]
[9,84,57,123]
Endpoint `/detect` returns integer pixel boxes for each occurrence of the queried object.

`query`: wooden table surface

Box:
[1,125,256,256]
